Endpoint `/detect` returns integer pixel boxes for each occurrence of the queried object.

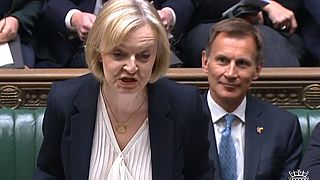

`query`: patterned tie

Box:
[219,113,237,180]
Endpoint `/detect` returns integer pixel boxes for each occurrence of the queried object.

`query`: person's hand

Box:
[0,16,19,43]
[157,7,174,32]
[242,12,264,25]
[263,0,297,34]
[71,11,96,41]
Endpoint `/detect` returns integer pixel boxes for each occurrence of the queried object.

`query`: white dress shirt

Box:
[207,90,246,180]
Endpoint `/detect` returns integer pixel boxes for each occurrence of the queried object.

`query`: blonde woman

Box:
[35,0,213,179]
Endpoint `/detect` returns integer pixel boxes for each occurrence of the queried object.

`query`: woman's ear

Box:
[98,52,102,62]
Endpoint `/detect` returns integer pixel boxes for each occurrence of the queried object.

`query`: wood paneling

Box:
[1,68,320,109]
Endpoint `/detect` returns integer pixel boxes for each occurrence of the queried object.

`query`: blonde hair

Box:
[85,0,170,83]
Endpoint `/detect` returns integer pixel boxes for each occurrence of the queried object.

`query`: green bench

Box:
[0,108,45,180]
[0,108,320,180]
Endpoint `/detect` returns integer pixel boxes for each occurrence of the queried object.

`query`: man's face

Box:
[202,32,262,109]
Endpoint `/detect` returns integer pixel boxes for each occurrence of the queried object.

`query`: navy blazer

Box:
[35,74,214,180]
[299,123,320,179]
[202,92,303,180]
[35,0,194,67]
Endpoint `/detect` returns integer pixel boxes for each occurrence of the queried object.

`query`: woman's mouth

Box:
[121,77,137,83]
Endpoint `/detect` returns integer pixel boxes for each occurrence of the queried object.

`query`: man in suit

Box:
[0,0,42,67]
[299,123,320,179]
[299,0,320,66]
[180,0,305,67]
[201,18,303,180]
[34,0,193,67]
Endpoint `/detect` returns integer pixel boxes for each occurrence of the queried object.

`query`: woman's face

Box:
[100,24,157,95]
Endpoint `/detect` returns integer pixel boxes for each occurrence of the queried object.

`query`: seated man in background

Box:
[0,0,42,67]
[34,0,192,68]
[299,122,320,179]
[299,0,320,66]
[201,18,303,179]
[180,0,305,67]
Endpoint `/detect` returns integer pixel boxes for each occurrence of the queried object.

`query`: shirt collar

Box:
[206,90,246,123]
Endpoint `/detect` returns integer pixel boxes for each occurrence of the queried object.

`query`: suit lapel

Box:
[70,75,100,180]
[148,82,174,180]
[243,95,265,180]
[202,92,222,179]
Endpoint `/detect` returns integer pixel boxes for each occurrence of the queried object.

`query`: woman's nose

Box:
[123,55,138,73]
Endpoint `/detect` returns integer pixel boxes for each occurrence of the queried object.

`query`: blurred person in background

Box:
[0,0,42,67]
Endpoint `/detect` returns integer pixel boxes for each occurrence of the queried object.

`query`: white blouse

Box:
[88,92,152,180]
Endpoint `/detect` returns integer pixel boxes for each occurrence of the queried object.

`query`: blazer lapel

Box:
[70,76,100,180]
[202,92,222,179]
[148,82,174,180]
[243,95,265,180]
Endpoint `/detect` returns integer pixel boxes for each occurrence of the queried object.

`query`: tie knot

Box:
[224,113,235,129]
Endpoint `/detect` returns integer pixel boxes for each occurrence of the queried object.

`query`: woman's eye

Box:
[136,52,151,62]
[111,51,127,60]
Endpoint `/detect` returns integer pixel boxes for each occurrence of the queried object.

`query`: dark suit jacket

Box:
[35,74,214,180]
[193,0,303,23]
[160,0,195,37]
[299,0,320,66]
[202,92,303,180]
[2,0,42,40]
[299,123,320,179]
[304,0,320,25]
[34,0,194,67]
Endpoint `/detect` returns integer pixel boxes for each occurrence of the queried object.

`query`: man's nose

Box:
[224,62,237,78]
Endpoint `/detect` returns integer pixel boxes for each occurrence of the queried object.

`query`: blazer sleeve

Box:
[304,0,320,25]
[279,115,303,180]
[9,0,42,39]
[183,89,214,180]
[299,123,320,179]
[161,0,195,36]
[34,83,66,179]
[42,0,82,35]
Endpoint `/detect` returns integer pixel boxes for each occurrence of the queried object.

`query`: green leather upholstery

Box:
[288,109,320,153]
[0,108,319,180]
[0,108,45,180]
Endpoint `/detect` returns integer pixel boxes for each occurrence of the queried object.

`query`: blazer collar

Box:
[243,95,265,180]
[70,75,100,180]
[147,81,174,180]
[202,91,222,179]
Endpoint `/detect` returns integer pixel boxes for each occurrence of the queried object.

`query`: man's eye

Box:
[237,59,251,67]
[216,57,228,64]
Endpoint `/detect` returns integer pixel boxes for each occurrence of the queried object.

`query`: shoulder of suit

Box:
[53,73,98,88]
[153,77,198,93]
[249,95,297,119]
[51,73,98,96]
